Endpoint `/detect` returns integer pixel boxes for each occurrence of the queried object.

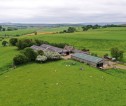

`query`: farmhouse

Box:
[71,53,104,68]
[31,44,69,55]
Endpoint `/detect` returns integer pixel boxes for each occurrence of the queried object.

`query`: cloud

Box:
[0,0,125,23]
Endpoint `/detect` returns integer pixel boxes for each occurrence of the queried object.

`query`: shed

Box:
[71,53,104,68]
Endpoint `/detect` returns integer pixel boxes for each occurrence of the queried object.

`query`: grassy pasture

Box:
[22,27,126,62]
[0,41,19,74]
[0,60,126,106]
[0,27,126,106]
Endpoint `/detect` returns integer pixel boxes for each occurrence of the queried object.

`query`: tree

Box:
[111,48,124,60]
[67,27,76,33]
[13,54,29,65]
[2,41,8,46]
[34,31,37,35]
[16,39,35,49]
[82,26,89,31]
[0,26,2,31]
[9,38,18,46]
[92,24,100,29]
[23,47,38,61]
[2,28,6,31]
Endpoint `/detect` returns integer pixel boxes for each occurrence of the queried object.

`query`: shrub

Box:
[2,41,8,46]
[44,51,61,60]
[36,55,47,63]
[91,53,98,57]
[50,43,68,48]
[111,47,124,60]
[35,39,43,46]
[9,38,18,46]
[67,27,76,33]
[13,54,28,65]
[16,39,35,49]
[23,47,38,61]
[38,50,44,55]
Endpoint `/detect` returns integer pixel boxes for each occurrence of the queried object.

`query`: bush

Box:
[9,38,18,46]
[16,39,35,49]
[44,51,61,60]
[36,55,47,63]
[50,43,68,48]
[111,47,124,60]
[23,47,38,61]
[13,54,28,65]
[67,27,76,33]
[38,50,44,55]
[2,41,8,46]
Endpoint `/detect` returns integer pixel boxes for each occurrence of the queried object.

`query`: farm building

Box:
[64,45,89,54]
[64,45,74,52]
[71,53,104,68]
[31,44,69,55]
[40,44,69,55]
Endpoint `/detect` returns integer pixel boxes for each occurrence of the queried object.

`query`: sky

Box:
[0,0,125,23]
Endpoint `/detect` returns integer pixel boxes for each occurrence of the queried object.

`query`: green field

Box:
[0,28,37,37]
[0,27,126,106]
[1,60,126,106]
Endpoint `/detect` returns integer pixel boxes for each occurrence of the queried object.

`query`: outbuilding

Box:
[71,53,104,68]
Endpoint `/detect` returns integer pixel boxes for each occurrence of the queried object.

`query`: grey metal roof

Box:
[72,53,103,63]
[41,44,67,53]
[31,44,68,53]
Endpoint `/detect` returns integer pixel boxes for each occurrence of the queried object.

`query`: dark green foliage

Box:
[104,53,109,57]
[38,50,44,55]
[2,28,6,31]
[34,31,37,35]
[67,27,76,33]
[9,38,18,46]
[2,41,8,46]
[23,47,38,61]
[82,26,89,31]
[91,53,98,57]
[50,43,68,48]
[92,24,100,29]
[13,54,28,65]
[81,48,89,51]
[7,27,18,31]
[0,26,2,31]
[16,39,35,49]
[35,39,49,46]
[111,48,124,60]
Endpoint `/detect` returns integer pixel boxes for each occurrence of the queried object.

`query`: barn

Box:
[31,44,69,55]
[40,44,68,55]
[71,53,104,68]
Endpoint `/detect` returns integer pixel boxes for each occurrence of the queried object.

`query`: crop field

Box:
[0,27,126,106]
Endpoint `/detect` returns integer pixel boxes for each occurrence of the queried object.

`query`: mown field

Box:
[0,27,126,106]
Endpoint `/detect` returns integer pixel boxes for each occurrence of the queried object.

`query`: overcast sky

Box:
[0,0,125,23]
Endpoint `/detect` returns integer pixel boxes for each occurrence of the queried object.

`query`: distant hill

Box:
[0,22,126,27]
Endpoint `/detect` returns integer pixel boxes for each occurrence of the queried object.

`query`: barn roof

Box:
[72,53,103,63]
[41,44,67,53]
